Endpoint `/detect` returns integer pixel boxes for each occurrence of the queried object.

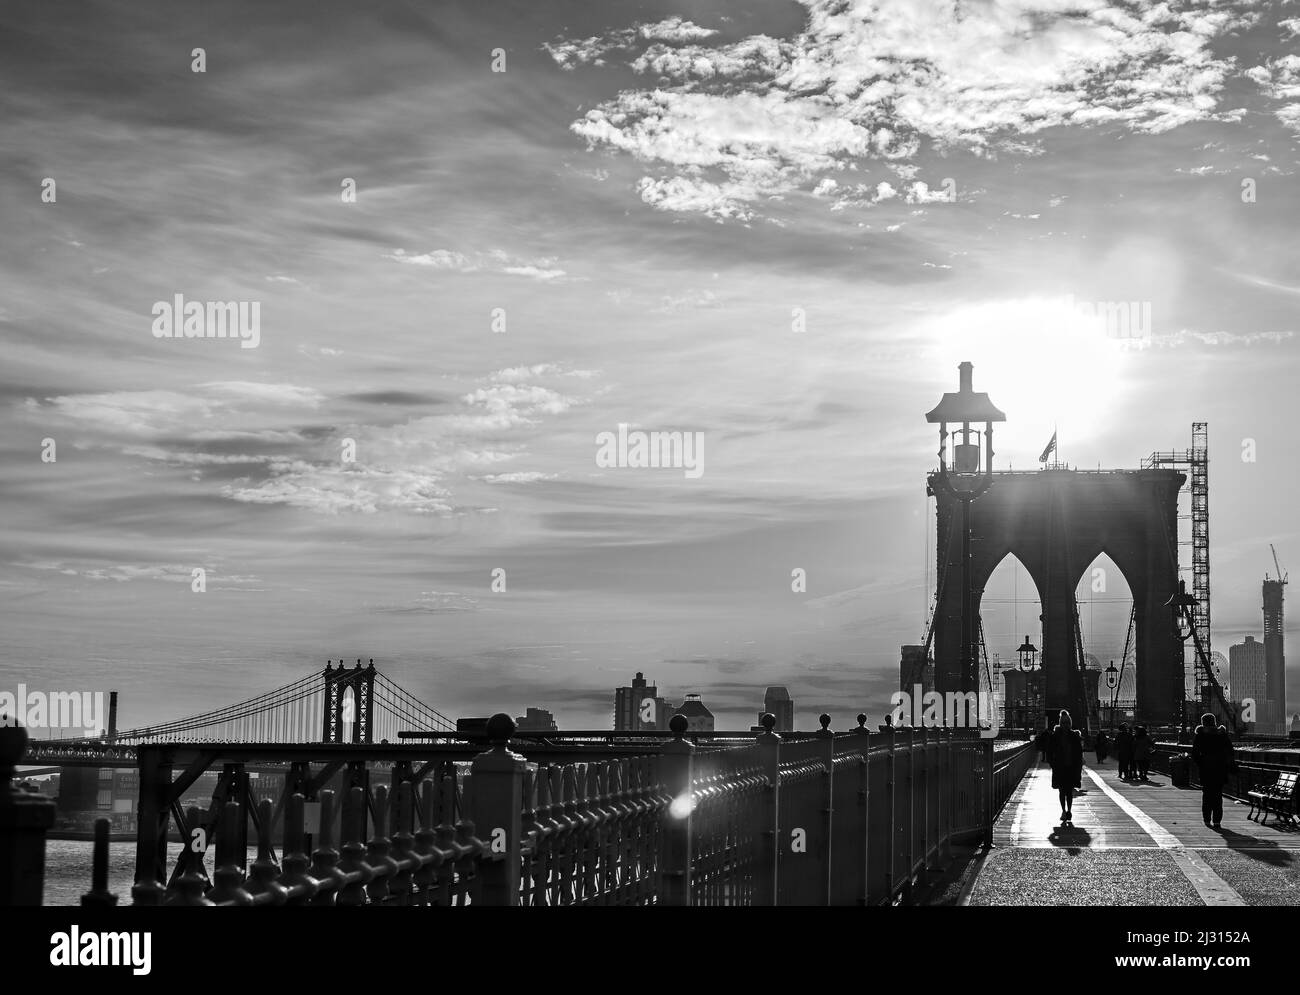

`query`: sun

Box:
[924,296,1133,464]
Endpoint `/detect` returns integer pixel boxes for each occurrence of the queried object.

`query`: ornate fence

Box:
[1150,743,1300,801]
[3,716,1036,907]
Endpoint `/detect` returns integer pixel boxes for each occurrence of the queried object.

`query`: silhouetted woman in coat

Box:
[1094,730,1109,764]
[1191,712,1233,829]
[1049,709,1084,824]
[1133,726,1153,781]
[1115,724,1134,780]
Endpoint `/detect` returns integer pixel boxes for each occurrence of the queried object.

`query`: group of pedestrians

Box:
[1038,709,1236,831]
[1113,723,1154,781]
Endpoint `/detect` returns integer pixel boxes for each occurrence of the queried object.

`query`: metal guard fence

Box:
[6,717,1036,907]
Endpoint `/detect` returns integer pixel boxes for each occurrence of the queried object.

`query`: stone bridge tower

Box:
[929,467,1185,727]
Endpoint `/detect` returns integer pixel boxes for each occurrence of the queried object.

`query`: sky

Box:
[1,0,1298,734]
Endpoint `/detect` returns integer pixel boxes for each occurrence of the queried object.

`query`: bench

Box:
[1246,771,1299,826]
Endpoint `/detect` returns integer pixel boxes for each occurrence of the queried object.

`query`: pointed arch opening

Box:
[979,552,1045,734]
[1074,552,1135,727]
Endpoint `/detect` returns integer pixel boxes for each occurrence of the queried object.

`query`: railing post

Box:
[660,714,694,906]
[0,726,56,907]
[816,714,834,905]
[983,737,995,848]
[470,713,533,906]
[903,725,915,901]
[81,817,119,908]
[247,799,288,905]
[946,728,956,858]
[919,725,930,870]
[755,712,781,906]
[210,798,254,905]
[855,713,870,906]
[885,724,896,899]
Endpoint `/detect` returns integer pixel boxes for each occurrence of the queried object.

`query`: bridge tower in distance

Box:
[321,660,376,743]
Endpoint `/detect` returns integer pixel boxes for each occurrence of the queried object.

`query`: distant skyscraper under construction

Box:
[1263,576,1287,735]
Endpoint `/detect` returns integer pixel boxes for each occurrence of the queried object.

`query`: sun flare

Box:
[925,297,1134,464]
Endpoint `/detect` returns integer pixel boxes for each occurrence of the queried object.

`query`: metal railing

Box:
[3,717,1035,907]
[1151,743,1300,802]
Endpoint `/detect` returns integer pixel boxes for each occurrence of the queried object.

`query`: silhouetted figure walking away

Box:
[1191,712,1234,829]
[1094,730,1109,764]
[1133,726,1153,780]
[1037,721,1054,763]
[1115,724,1134,780]
[1049,710,1084,824]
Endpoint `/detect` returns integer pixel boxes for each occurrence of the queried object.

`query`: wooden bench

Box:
[1246,771,1299,826]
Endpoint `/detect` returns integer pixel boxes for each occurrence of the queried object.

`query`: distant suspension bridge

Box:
[24,661,455,763]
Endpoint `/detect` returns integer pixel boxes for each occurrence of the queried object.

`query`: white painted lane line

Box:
[1009,768,1035,844]
[1084,767,1179,846]
[1084,767,1245,907]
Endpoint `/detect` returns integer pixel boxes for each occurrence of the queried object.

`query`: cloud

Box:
[370,591,482,614]
[478,471,559,483]
[1246,55,1300,132]
[31,383,322,438]
[636,175,755,221]
[632,36,789,81]
[17,561,257,585]
[557,0,1256,219]
[25,365,597,516]
[222,465,454,514]
[491,364,598,383]
[544,17,719,70]
[384,248,567,281]
[459,383,580,428]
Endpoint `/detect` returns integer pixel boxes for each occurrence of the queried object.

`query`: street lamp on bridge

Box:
[927,362,1006,719]
[1105,660,1120,729]
[1017,636,1039,673]
[1014,636,1039,737]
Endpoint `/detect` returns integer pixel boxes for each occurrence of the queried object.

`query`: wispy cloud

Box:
[385,248,568,281]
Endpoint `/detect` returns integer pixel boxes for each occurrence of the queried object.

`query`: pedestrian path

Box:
[966,757,1300,906]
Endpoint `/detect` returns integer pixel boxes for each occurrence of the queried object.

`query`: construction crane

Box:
[1270,544,1288,584]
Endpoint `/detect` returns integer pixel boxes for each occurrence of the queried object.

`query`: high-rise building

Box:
[673,693,714,733]
[1229,636,1268,730]
[760,686,794,732]
[614,672,670,731]
[1263,577,1287,735]
[899,644,934,695]
[515,707,558,732]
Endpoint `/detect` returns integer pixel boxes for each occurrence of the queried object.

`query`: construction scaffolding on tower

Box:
[1142,422,1212,711]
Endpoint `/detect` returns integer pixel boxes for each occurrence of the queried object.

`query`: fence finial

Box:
[819,713,831,731]
[857,713,868,730]
[669,713,689,740]
[486,712,516,748]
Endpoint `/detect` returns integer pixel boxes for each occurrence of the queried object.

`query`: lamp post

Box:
[1016,636,1038,737]
[1017,636,1039,673]
[1105,660,1120,730]
[926,363,1006,725]
[1166,578,1205,735]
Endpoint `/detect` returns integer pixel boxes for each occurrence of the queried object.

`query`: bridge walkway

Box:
[964,756,1300,906]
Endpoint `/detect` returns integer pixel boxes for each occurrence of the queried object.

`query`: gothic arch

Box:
[930,468,1184,726]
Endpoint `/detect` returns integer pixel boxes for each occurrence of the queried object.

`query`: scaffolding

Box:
[1142,422,1211,709]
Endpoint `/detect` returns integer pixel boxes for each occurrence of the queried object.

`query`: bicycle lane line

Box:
[1084,767,1245,906]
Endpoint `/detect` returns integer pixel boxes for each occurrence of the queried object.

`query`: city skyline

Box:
[3,0,1299,732]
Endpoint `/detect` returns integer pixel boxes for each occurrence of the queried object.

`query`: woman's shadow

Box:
[1048,822,1093,852]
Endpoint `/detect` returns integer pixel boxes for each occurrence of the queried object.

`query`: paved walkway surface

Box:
[966,757,1300,906]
